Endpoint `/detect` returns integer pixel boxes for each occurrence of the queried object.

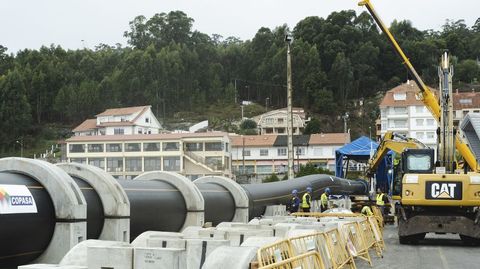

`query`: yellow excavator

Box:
[359,0,480,244]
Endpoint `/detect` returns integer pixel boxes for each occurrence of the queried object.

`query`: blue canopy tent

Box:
[335,136,394,194]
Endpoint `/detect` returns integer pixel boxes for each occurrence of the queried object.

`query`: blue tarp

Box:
[335,136,393,194]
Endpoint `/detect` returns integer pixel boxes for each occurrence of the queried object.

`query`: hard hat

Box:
[325,187,331,194]
[306,187,313,193]
[292,189,298,195]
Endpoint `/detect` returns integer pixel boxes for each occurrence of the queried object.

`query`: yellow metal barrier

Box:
[258,251,325,269]
[257,239,294,267]
[359,220,383,257]
[288,232,332,269]
[371,206,384,229]
[292,212,363,218]
[325,228,357,269]
[341,222,373,267]
[368,216,386,251]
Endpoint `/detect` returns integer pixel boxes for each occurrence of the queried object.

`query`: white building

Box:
[252,107,309,135]
[73,106,162,136]
[66,132,231,180]
[379,81,438,149]
[230,133,349,178]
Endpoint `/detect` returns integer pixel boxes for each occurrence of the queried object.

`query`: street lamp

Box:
[265,97,270,112]
[16,139,24,158]
[342,112,349,134]
[285,33,294,180]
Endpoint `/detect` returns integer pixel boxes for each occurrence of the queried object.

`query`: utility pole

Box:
[265,97,269,112]
[16,139,23,158]
[342,112,349,135]
[285,33,294,180]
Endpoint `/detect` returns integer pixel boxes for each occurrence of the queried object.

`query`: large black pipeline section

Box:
[0,172,55,268]
[196,183,235,226]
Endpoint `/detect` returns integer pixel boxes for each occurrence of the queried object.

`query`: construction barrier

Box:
[371,206,384,229]
[292,212,362,218]
[288,232,332,269]
[257,239,294,267]
[358,219,383,257]
[341,222,372,267]
[368,216,386,251]
[258,251,325,269]
[325,228,357,269]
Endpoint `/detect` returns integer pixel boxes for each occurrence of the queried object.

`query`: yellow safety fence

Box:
[341,222,373,267]
[358,219,383,258]
[292,212,362,218]
[257,239,294,267]
[288,232,333,269]
[371,206,384,229]
[368,216,386,251]
[325,228,357,269]
[258,251,325,269]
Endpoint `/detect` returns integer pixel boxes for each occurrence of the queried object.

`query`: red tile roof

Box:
[72,119,97,132]
[380,81,438,108]
[309,133,350,145]
[453,91,480,110]
[96,106,150,117]
[66,132,228,142]
[230,135,278,147]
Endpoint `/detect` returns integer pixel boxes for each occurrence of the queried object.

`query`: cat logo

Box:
[426,181,462,200]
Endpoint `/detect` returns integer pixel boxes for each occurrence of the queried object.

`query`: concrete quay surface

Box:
[358,225,480,269]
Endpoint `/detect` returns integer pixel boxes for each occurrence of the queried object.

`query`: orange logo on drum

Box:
[0,187,10,204]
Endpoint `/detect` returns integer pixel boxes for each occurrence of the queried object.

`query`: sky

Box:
[1,0,479,53]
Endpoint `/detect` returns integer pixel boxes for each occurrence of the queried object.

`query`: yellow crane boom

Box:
[358,0,478,171]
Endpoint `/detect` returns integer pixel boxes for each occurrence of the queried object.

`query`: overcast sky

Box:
[2,0,479,53]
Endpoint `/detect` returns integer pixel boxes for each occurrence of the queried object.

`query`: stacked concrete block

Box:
[202,246,258,269]
[264,205,287,216]
[184,238,230,269]
[87,246,134,269]
[134,247,184,269]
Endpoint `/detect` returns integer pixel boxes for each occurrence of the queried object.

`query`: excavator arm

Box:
[358,0,478,171]
[366,131,425,176]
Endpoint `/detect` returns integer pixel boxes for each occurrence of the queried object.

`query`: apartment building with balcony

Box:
[453,89,480,125]
[252,107,309,135]
[65,132,231,180]
[379,81,438,149]
[230,133,349,179]
[73,106,162,136]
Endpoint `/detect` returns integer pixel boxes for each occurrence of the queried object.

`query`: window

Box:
[125,143,141,152]
[87,144,104,153]
[225,143,229,152]
[144,157,161,171]
[125,157,142,172]
[278,118,284,124]
[277,128,285,134]
[106,143,122,152]
[107,157,123,172]
[427,119,435,126]
[260,149,269,156]
[277,148,287,156]
[416,119,424,126]
[138,128,142,134]
[416,132,425,139]
[205,142,223,151]
[163,142,180,151]
[185,142,203,151]
[163,156,180,171]
[407,154,432,171]
[459,98,473,104]
[393,107,406,114]
[70,158,86,164]
[296,147,306,156]
[205,157,223,170]
[393,93,406,101]
[415,106,424,113]
[393,120,407,128]
[69,144,85,153]
[143,142,160,151]
[426,132,435,139]
[88,158,105,169]
[264,118,274,124]
[114,128,124,135]
[243,150,251,156]
[256,165,272,174]
[145,117,150,123]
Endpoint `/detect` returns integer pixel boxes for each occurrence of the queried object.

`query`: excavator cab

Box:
[392,148,435,196]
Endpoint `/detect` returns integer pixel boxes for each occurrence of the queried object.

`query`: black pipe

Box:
[196,183,235,226]
[117,179,187,241]
[71,176,105,239]
[0,172,55,268]
[242,175,367,218]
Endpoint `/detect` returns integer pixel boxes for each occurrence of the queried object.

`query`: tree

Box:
[296,163,333,177]
[263,173,280,183]
[304,118,322,134]
[0,69,32,152]
[455,59,480,83]
[329,52,353,110]
[240,119,257,130]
